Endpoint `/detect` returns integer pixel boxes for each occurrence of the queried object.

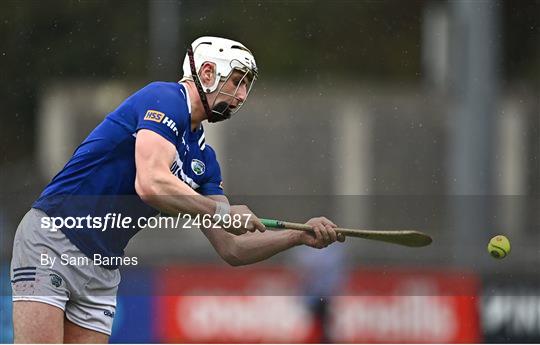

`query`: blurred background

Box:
[1,0,539,343]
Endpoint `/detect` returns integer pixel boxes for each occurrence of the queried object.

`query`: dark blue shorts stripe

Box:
[11,278,36,283]
[13,272,37,278]
[13,266,37,272]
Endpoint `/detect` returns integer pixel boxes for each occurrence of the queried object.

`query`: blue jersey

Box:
[33,82,224,267]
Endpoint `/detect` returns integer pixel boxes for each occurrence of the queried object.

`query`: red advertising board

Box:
[155,265,318,343]
[154,265,480,343]
[329,268,481,343]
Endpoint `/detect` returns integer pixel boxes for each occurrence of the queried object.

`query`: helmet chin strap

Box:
[208,102,232,123]
[187,47,213,120]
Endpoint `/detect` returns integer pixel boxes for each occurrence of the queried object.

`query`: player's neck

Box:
[183,81,206,131]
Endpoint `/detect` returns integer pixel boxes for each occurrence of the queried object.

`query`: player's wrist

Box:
[214,201,230,219]
[286,230,304,246]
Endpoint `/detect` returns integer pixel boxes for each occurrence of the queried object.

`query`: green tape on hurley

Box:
[260,218,285,228]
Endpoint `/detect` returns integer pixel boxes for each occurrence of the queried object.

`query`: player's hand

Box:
[298,216,345,248]
[226,205,266,235]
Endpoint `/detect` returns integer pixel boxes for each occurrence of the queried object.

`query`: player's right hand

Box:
[226,205,266,235]
[301,216,345,248]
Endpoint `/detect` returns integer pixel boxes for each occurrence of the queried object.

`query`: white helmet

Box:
[181,36,258,92]
[181,36,258,122]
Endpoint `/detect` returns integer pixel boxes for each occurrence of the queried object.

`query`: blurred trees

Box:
[0,0,538,163]
[1,1,149,162]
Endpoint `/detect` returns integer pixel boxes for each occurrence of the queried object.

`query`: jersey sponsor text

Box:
[143,110,165,123]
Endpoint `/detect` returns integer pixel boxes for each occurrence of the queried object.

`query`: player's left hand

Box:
[298,216,345,248]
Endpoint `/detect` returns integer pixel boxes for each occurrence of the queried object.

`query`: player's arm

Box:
[134,129,216,216]
[134,130,265,234]
[202,195,344,266]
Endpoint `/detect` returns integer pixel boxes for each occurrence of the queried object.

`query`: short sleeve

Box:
[132,83,189,146]
[197,146,224,196]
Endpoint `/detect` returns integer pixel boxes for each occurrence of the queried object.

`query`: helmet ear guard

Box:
[198,62,220,93]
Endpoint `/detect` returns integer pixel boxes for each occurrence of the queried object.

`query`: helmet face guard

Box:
[182,37,258,123]
[208,60,257,122]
